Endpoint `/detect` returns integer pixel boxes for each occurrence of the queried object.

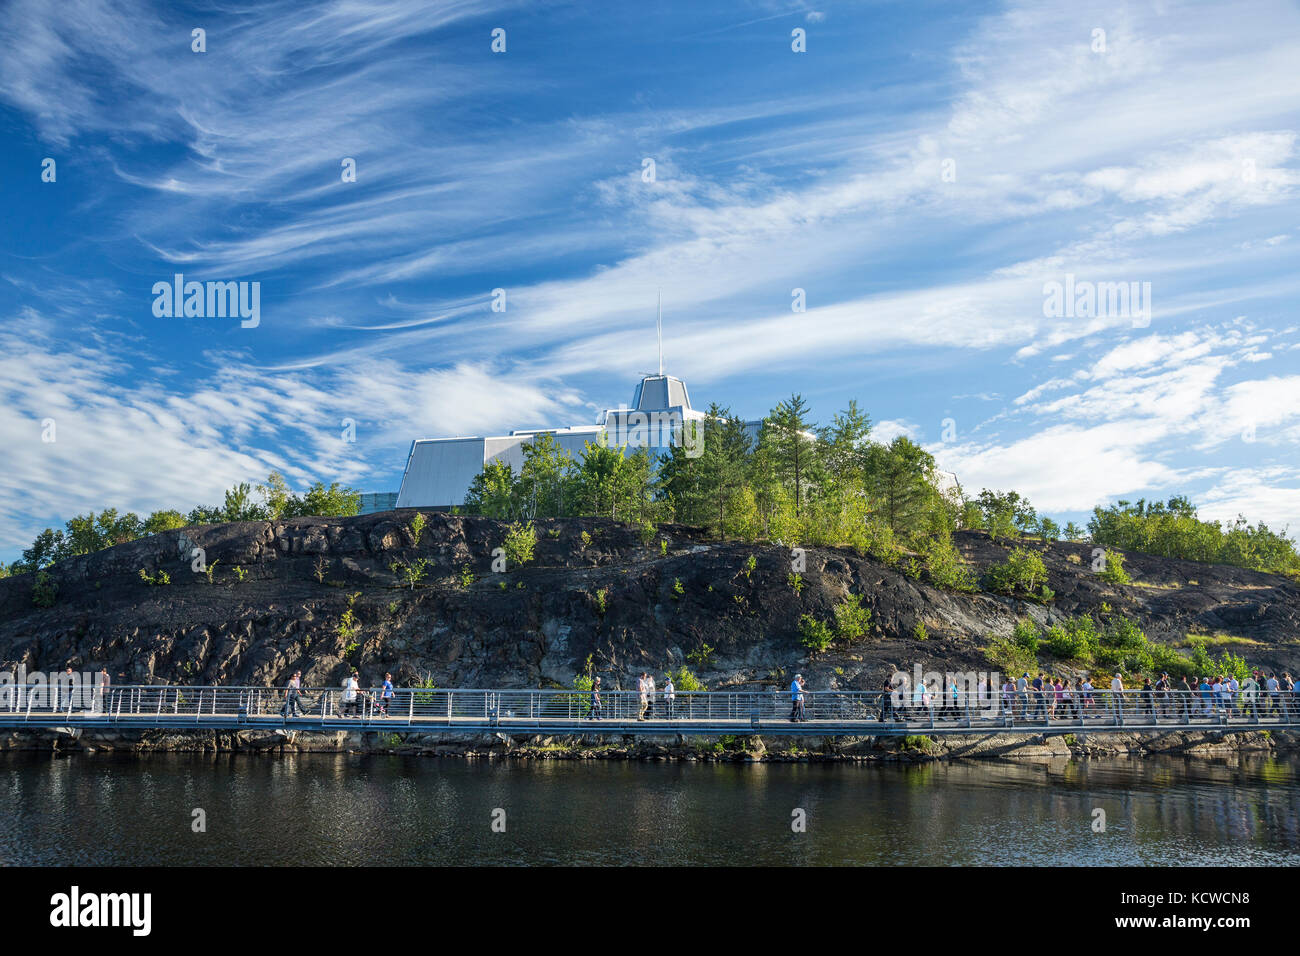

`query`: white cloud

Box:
[0,312,586,552]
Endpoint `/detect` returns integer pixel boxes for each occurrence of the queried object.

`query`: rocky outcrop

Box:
[2,513,1297,696]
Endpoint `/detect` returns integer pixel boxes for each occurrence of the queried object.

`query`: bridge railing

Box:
[0,683,1296,727]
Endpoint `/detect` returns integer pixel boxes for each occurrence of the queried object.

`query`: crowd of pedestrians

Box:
[875,669,1298,723]
[985,669,1297,721]
[271,667,1297,724]
[280,669,398,718]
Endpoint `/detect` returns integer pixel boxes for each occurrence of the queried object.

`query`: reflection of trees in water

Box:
[2,752,1297,865]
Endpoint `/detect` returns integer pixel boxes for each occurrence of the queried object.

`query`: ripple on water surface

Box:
[0,752,1296,866]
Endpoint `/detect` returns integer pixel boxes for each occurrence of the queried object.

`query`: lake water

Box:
[2,752,1296,866]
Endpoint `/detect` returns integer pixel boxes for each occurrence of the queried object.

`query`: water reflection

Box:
[0,753,1295,866]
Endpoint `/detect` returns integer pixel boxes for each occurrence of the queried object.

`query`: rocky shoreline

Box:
[2,727,1293,763]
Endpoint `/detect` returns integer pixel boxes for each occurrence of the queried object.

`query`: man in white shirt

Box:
[663,675,675,719]
[645,673,657,718]
[1241,673,1260,718]
[341,670,360,717]
[1110,673,1124,719]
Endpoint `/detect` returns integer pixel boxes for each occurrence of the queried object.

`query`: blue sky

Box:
[1,0,1298,560]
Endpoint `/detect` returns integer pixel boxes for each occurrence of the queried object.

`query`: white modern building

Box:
[396,373,712,509]
[393,370,960,510]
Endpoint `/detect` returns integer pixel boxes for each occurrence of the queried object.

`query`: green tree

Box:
[985,547,1049,595]
[186,505,225,525]
[864,436,937,539]
[517,433,575,519]
[221,482,267,522]
[143,510,187,534]
[258,471,295,519]
[798,614,834,653]
[657,437,708,526]
[258,472,360,518]
[32,571,58,608]
[696,404,752,536]
[464,460,518,518]
[1089,496,1299,577]
[817,400,872,486]
[762,393,818,518]
[63,509,144,555]
[298,481,361,517]
[976,489,1036,540]
[832,593,872,640]
[22,528,66,570]
[503,521,537,566]
[572,440,652,520]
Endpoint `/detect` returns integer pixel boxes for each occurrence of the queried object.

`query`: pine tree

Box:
[864,436,937,538]
[762,393,817,518]
[695,404,752,537]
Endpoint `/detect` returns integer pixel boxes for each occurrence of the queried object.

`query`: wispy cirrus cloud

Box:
[1,0,1299,557]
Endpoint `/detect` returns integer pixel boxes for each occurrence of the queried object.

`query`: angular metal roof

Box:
[630,374,691,412]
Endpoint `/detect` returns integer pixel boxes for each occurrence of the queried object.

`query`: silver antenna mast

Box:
[656,288,663,376]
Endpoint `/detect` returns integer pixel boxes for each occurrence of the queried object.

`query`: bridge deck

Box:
[3,683,1297,737]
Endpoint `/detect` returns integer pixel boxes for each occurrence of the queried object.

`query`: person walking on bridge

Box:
[1178,675,1193,718]
[663,674,675,720]
[58,666,78,714]
[1139,677,1154,719]
[94,668,111,714]
[340,670,362,718]
[645,672,657,718]
[637,672,649,720]
[284,671,304,717]
[882,677,899,721]
[1265,673,1281,717]
[1110,673,1125,720]
[378,673,394,717]
[790,674,806,722]
[1015,673,1029,719]
[1081,676,1095,716]
[590,676,603,720]
[1241,673,1259,718]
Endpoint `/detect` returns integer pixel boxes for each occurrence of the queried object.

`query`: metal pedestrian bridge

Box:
[1,684,1297,737]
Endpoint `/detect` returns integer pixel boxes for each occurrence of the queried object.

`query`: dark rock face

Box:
[1,514,1297,692]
